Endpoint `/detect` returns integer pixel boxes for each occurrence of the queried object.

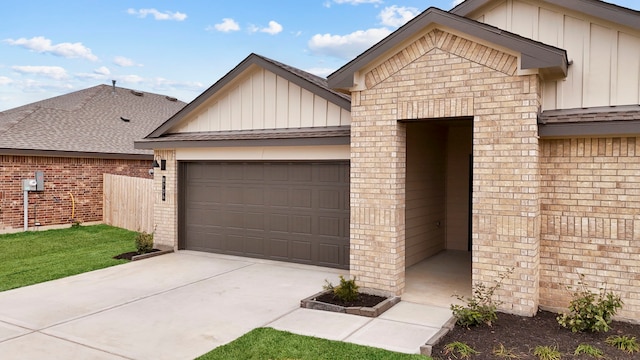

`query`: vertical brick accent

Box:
[540,137,640,322]
[350,29,541,315]
[0,155,152,231]
[152,149,177,249]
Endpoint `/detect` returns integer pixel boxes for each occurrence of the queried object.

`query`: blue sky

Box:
[1,0,638,111]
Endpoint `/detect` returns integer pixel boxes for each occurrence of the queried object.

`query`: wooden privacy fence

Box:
[103,174,153,233]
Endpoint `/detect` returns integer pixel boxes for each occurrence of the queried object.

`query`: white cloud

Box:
[113,56,140,67]
[452,0,465,6]
[210,18,240,32]
[249,21,283,35]
[94,66,110,76]
[4,36,98,61]
[379,6,420,27]
[127,8,187,21]
[118,74,144,84]
[0,76,13,85]
[308,27,391,59]
[261,21,283,35]
[11,65,68,80]
[150,77,205,92]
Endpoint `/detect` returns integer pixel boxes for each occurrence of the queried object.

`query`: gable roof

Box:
[143,53,351,139]
[452,0,640,31]
[0,85,185,159]
[327,7,568,90]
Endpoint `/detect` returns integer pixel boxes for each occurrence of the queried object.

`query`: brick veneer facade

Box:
[350,29,542,315]
[0,155,151,231]
[151,149,177,249]
[540,137,640,321]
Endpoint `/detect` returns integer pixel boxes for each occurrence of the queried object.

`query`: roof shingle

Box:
[0,84,186,156]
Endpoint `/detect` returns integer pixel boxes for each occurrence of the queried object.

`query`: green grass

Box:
[196,327,429,360]
[0,224,137,291]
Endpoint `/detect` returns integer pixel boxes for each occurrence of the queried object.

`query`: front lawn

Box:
[0,224,136,291]
[197,327,429,360]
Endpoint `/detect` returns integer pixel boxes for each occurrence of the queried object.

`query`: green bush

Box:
[451,268,513,327]
[324,275,359,302]
[556,274,623,333]
[135,231,154,254]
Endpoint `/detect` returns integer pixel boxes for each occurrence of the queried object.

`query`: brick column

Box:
[472,74,542,316]
[152,149,177,249]
[349,91,407,296]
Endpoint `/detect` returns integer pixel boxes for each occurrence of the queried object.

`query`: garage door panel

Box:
[224,163,244,180]
[181,161,349,269]
[268,188,289,207]
[318,189,340,209]
[245,165,264,180]
[267,238,289,259]
[269,214,288,232]
[318,164,342,182]
[223,211,244,229]
[244,236,264,256]
[318,243,341,267]
[290,189,312,208]
[290,215,312,234]
[225,234,245,254]
[244,188,264,205]
[291,240,312,262]
[245,212,264,230]
[318,217,340,237]
[187,184,222,203]
[291,164,312,182]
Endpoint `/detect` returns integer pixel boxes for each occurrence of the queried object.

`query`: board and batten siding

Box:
[171,67,351,133]
[470,0,640,111]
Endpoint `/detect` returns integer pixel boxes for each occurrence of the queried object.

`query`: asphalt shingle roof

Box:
[0,84,186,156]
[538,105,640,124]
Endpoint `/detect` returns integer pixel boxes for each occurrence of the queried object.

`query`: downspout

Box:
[23,189,28,231]
[69,192,75,222]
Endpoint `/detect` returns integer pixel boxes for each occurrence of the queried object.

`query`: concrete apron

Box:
[0,251,452,359]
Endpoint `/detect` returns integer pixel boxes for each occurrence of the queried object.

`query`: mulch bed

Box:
[431,310,639,359]
[113,249,160,261]
[314,292,387,308]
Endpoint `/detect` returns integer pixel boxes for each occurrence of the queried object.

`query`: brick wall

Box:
[540,137,640,322]
[350,29,542,315]
[0,155,152,231]
[151,149,177,249]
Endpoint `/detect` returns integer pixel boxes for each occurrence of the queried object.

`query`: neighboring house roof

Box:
[451,0,640,31]
[538,105,640,137]
[0,84,185,159]
[142,53,351,140]
[327,7,568,90]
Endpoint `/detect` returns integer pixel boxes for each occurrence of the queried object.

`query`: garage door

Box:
[180,162,349,269]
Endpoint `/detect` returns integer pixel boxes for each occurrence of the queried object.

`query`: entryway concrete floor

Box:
[0,251,453,359]
[404,250,473,307]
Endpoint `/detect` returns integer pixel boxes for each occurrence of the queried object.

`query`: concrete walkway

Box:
[0,251,452,359]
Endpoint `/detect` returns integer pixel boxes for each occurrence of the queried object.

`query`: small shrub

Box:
[493,343,520,358]
[533,345,561,360]
[323,275,359,302]
[605,335,639,354]
[444,341,478,359]
[135,231,154,254]
[574,343,603,358]
[556,274,623,332]
[71,221,82,228]
[451,267,513,327]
